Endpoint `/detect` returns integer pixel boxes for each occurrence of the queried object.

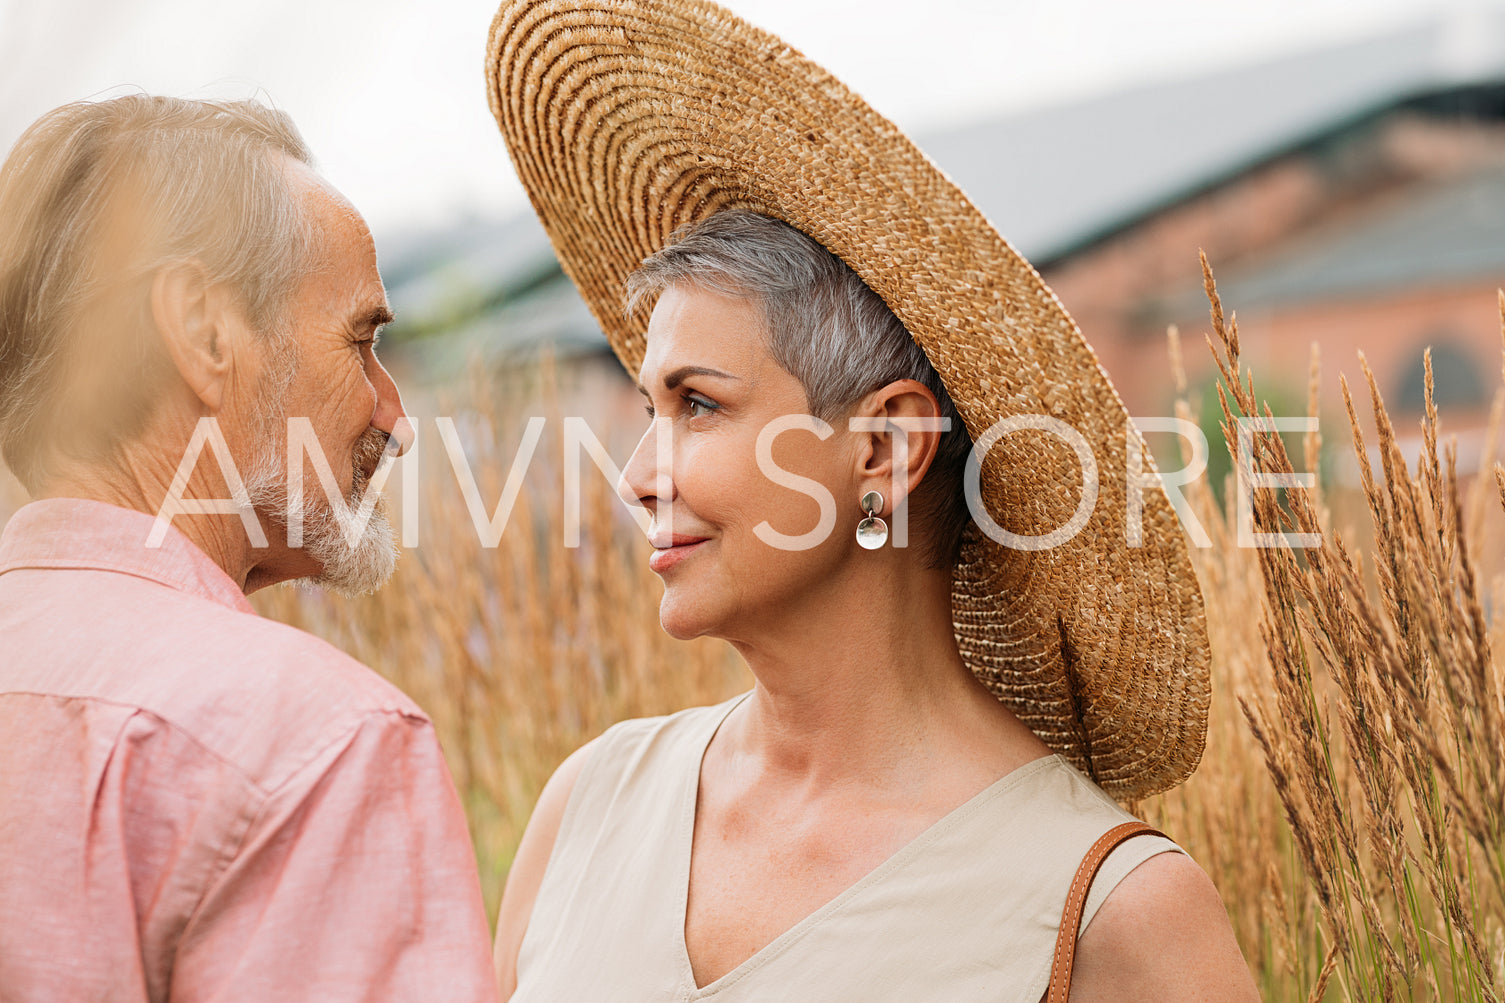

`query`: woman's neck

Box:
[717,554,1046,790]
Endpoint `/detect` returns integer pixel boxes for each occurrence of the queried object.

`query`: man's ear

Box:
[151,260,234,412]
[852,379,947,510]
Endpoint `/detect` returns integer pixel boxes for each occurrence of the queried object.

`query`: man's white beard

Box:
[246,424,400,598]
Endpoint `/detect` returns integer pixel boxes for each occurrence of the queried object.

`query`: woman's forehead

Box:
[638,284,770,381]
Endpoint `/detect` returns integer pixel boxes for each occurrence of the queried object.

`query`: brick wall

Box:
[1037,113,1505,436]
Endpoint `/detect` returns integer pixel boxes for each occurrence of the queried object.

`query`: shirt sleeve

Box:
[168,711,499,1003]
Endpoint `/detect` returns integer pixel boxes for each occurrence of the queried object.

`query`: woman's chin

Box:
[657,595,716,641]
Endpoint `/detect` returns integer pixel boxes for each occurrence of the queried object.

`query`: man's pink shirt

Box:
[0,499,499,1002]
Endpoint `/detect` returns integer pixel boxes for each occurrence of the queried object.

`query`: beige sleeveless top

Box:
[513,695,1182,1002]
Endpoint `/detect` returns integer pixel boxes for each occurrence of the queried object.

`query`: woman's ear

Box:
[151,260,235,412]
[851,379,948,516]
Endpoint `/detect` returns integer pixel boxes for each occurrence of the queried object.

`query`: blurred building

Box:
[385,9,1505,468]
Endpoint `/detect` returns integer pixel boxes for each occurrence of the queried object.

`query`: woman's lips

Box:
[648,537,708,574]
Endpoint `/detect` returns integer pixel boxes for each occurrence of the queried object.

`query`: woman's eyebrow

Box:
[665,365,739,388]
[636,366,740,394]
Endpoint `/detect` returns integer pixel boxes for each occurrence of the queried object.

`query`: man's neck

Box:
[41,455,258,592]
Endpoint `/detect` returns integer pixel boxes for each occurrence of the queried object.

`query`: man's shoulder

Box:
[138,592,429,791]
[230,604,421,695]
[222,606,421,715]
[0,565,426,792]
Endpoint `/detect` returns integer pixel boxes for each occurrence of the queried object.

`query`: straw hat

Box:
[485,0,1210,799]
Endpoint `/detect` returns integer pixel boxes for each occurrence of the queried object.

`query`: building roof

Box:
[917,11,1505,262]
[1187,166,1505,312]
[384,9,1505,362]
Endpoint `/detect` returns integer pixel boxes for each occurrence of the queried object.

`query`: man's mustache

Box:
[350,427,394,490]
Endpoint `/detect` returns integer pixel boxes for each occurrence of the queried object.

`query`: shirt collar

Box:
[0,498,255,614]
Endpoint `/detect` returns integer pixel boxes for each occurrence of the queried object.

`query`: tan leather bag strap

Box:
[1045,820,1167,1003]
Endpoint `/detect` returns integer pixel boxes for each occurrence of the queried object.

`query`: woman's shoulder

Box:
[536,692,750,827]
[493,693,748,994]
[600,693,745,740]
[972,757,1250,1000]
[1068,850,1260,1001]
[1003,754,1151,832]
[996,758,1257,999]
[584,691,748,769]
[1014,756,1187,906]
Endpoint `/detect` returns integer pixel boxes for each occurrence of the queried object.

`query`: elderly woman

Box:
[486,1,1260,1000]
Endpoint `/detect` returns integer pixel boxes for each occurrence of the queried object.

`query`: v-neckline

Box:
[672,693,1060,997]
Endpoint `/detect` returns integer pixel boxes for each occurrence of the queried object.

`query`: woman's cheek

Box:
[675,443,725,516]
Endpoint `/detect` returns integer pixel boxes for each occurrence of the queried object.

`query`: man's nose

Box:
[369,356,412,456]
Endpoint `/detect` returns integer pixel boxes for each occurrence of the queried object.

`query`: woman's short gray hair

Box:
[626,209,974,568]
[0,94,318,491]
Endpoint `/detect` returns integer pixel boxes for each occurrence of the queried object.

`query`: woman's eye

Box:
[686,396,718,418]
[643,402,656,419]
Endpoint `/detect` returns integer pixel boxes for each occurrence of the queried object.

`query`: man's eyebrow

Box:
[354,305,395,333]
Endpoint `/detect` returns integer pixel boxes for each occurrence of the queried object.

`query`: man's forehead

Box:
[278,156,369,245]
[266,156,387,321]
[277,152,337,199]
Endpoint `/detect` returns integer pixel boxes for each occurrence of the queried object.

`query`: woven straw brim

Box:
[486,0,1210,800]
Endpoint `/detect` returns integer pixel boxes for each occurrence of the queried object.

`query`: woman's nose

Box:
[618,416,674,511]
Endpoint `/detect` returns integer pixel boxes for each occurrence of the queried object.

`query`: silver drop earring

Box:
[855,490,888,549]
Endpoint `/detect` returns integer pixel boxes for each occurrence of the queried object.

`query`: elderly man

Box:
[0,96,496,1001]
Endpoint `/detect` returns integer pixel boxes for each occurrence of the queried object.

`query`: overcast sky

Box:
[0,0,1494,245]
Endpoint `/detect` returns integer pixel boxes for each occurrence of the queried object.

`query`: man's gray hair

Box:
[0,94,318,491]
[627,209,974,568]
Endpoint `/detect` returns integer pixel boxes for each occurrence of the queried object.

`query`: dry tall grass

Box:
[5,278,1503,998]
[1146,257,1505,1001]
[1137,325,1329,999]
